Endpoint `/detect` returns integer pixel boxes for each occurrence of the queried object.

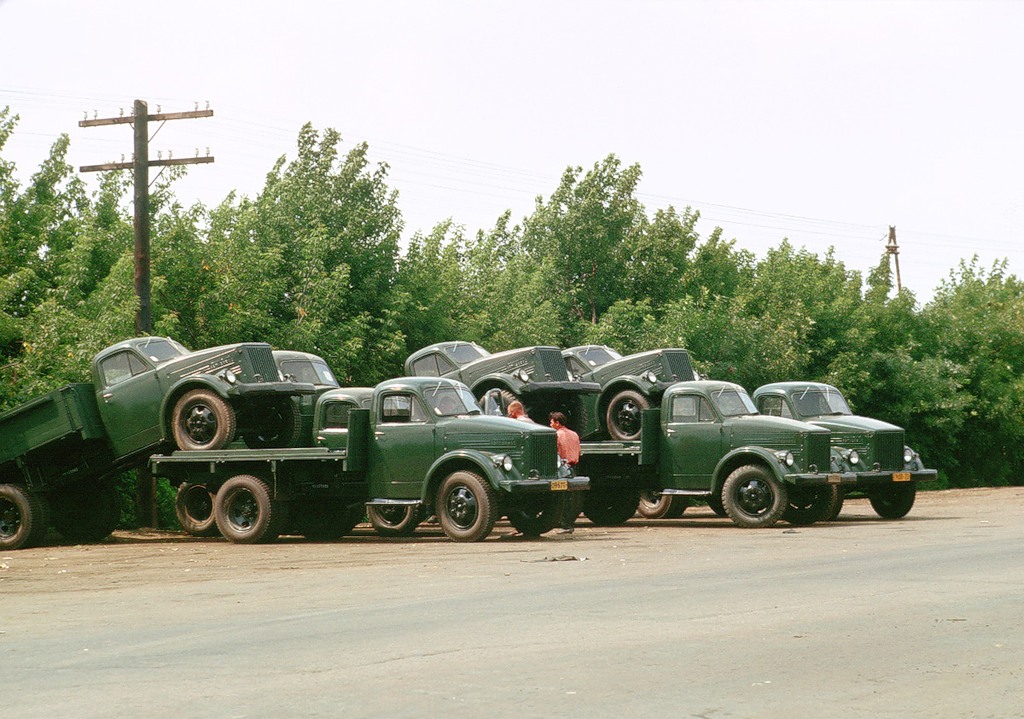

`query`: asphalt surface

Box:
[2,487,1022,718]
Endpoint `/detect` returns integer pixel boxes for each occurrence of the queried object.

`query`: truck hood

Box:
[804,415,902,433]
[722,414,830,442]
[584,349,696,386]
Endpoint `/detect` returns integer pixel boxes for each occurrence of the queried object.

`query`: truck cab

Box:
[562,345,699,440]
[93,337,314,460]
[405,341,600,437]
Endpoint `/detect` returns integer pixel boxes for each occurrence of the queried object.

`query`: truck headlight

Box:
[644,371,658,383]
[222,369,237,385]
[847,449,859,466]
[903,446,916,464]
[492,454,514,472]
[517,369,530,383]
[775,451,794,467]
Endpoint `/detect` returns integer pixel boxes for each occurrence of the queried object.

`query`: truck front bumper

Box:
[787,469,936,487]
[500,475,591,494]
[227,381,316,398]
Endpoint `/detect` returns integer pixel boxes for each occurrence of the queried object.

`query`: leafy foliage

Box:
[2,103,1022,541]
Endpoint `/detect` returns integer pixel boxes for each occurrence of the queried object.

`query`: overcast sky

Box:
[2,0,1021,304]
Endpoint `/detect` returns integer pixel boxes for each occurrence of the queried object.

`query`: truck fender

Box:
[711,446,788,493]
[158,377,232,442]
[471,374,528,397]
[600,378,649,410]
[422,450,507,503]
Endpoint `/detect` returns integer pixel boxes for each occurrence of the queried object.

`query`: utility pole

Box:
[79,99,214,527]
[886,225,902,293]
[79,100,215,335]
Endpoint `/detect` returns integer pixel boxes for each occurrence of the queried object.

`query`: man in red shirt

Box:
[549,412,581,534]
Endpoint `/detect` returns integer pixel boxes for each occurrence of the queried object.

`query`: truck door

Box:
[96,349,164,458]
[368,391,436,499]
[661,393,722,490]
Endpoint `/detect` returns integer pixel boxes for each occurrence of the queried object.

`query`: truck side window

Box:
[697,398,716,422]
[381,394,428,424]
[761,396,785,417]
[412,355,441,376]
[99,351,149,388]
[323,402,353,430]
[671,396,698,423]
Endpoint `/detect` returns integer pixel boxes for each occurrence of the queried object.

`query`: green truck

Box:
[752,381,937,519]
[577,379,856,529]
[0,337,315,550]
[561,345,699,440]
[405,341,601,436]
[151,376,588,543]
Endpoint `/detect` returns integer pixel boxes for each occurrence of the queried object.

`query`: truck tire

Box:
[721,464,788,529]
[506,494,565,537]
[214,474,286,544]
[0,484,49,550]
[172,389,237,451]
[243,398,303,449]
[175,483,220,537]
[50,480,120,544]
[435,470,497,542]
[637,491,689,519]
[367,504,424,537]
[605,390,650,441]
[583,488,640,526]
[706,493,728,517]
[824,490,845,521]
[869,484,916,519]
[782,486,834,526]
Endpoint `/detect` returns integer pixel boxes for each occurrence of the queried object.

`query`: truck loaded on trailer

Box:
[0,337,314,550]
[151,376,588,543]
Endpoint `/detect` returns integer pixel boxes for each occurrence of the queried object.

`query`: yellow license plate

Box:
[892,472,911,482]
[550,480,568,491]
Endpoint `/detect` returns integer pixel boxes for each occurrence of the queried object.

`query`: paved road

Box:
[2,487,1021,718]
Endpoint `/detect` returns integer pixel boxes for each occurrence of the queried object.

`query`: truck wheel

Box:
[175,483,220,537]
[367,505,424,537]
[215,474,286,544]
[506,494,565,537]
[583,488,640,526]
[0,484,48,550]
[50,480,120,544]
[172,389,237,451]
[605,390,650,441]
[637,491,689,519]
[722,465,788,528]
[869,484,916,519]
[706,493,728,517]
[782,486,834,526]
[435,470,497,542]
[243,398,303,449]
[824,489,845,521]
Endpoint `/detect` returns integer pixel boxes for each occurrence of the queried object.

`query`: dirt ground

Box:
[3,486,1022,718]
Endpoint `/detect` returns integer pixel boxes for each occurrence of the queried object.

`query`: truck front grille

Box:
[662,350,695,381]
[536,348,570,382]
[873,429,905,470]
[242,345,281,383]
[806,432,831,471]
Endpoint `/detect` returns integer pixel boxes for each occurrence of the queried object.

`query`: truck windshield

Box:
[576,346,622,367]
[424,385,481,417]
[710,388,758,417]
[137,338,188,364]
[280,359,339,387]
[793,387,852,416]
[444,343,490,364]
